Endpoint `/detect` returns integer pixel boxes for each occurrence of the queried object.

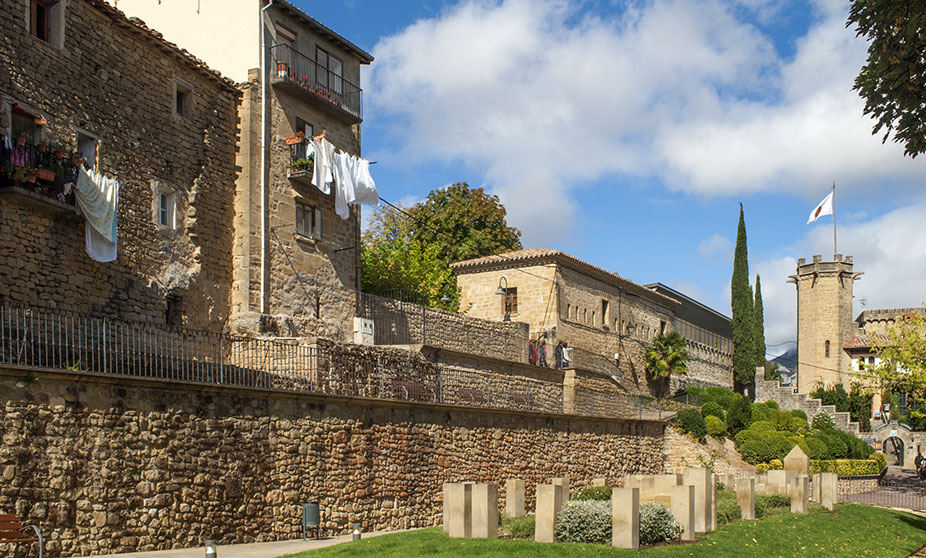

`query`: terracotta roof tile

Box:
[843,332,891,350]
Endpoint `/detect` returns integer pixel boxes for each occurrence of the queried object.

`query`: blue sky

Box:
[298,0,926,354]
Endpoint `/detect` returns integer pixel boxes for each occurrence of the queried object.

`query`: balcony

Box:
[0,139,79,213]
[286,134,315,186]
[270,44,363,124]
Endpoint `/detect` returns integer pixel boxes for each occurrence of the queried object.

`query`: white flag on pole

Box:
[807,191,834,224]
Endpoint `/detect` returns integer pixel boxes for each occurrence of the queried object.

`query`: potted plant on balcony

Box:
[36,142,47,153]
[16,134,26,147]
[285,131,306,145]
[291,157,313,174]
[276,60,289,78]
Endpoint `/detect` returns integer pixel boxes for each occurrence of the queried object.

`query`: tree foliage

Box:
[360,183,522,310]
[731,204,756,395]
[869,307,926,413]
[644,331,690,379]
[848,1,926,158]
[754,274,766,369]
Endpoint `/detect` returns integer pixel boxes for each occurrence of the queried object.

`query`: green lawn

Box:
[287,504,926,558]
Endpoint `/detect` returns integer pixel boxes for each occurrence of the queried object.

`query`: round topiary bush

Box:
[749,420,776,432]
[677,408,707,441]
[726,394,752,435]
[764,399,780,410]
[701,402,724,420]
[735,429,791,464]
[705,415,727,438]
[812,412,836,431]
[791,409,808,421]
[771,410,796,432]
[803,436,830,460]
[639,503,682,545]
[554,500,611,544]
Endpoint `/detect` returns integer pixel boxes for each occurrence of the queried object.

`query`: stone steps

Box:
[756,378,861,436]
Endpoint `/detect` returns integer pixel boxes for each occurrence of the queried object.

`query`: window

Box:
[165,295,183,326]
[173,80,193,118]
[295,202,322,240]
[660,320,666,334]
[869,356,875,367]
[601,299,609,325]
[316,47,343,94]
[76,131,98,169]
[858,358,865,371]
[11,106,41,145]
[294,117,314,138]
[158,191,177,228]
[504,287,518,316]
[29,0,64,47]
[566,304,570,320]
[825,340,830,358]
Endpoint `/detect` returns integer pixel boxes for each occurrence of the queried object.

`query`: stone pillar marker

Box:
[768,470,796,495]
[442,484,450,533]
[653,474,681,506]
[710,474,718,531]
[790,475,809,514]
[612,487,640,549]
[820,472,838,511]
[811,473,822,503]
[472,484,499,538]
[784,445,810,477]
[505,479,525,518]
[682,467,712,533]
[534,484,564,543]
[445,483,472,538]
[670,484,695,541]
[736,477,756,520]
[552,477,570,502]
[592,478,607,487]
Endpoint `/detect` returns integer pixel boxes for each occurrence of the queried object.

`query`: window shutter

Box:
[313,207,323,240]
[296,204,305,235]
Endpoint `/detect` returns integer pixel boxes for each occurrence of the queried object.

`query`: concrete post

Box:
[472,484,499,538]
[736,477,755,520]
[442,484,450,533]
[445,483,472,538]
[820,472,838,511]
[563,369,577,414]
[534,484,564,543]
[653,474,681,506]
[505,479,525,518]
[710,474,717,532]
[811,473,821,503]
[611,487,640,549]
[682,467,712,533]
[592,478,607,487]
[790,475,809,514]
[671,484,695,541]
[552,477,570,502]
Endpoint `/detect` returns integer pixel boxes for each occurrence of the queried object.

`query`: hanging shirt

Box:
[72,167,119,262]
[351,157,379,205]
[332,151,354,220]
[311,137,335,194]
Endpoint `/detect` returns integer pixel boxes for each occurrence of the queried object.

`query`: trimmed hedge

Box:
[573,486,612,501]
[716,489,741,525]
[705,415,727,438]
[791,409,808,421]
[727,394,752,435]
[677,408,707,441]
[755,494,791,518]
[756,458,885,476]
[701,402,725,420]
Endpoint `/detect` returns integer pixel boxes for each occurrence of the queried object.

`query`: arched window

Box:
[825,340,830,358]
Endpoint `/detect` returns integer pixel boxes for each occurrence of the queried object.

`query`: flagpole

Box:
[832,182,837,256]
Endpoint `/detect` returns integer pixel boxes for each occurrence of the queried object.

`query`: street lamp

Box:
[495,276,510,321]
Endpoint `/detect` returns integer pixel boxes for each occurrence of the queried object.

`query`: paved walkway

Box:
[92,530,406,558]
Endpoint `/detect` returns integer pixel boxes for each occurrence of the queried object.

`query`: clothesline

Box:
[309,129,379,220]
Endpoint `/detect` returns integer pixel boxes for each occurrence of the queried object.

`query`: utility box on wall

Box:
[353,317,374,345]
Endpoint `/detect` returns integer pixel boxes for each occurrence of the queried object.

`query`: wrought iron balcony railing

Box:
[0,138,79,207]
[270,44,362,121]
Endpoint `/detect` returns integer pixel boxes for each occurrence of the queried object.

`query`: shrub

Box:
[871,452,888,471]
[727,394,752,435]
[769,459,783,470]
[716,489,741,526]
[639,503,682,545]
[677,408,707,441]
[771,409,795,431]
[764,399,780,410]
[701,402,725,420]
[751,404,773,424]
[803,436,830,460]
[735,429,791,464]
[812,412,835,431]
[791,409,808,421]
[809,459,881,475]
[555,500,610,544]
[815,429,849,459]
[749,420,776,432]
[687,386,737,410]
[755,494,791,518]
[501,514,534,539]
[555,500,609,544]
[573,486,612,501]
[791,417,810,434]
[755,463,770,474]
[705,415,727,438]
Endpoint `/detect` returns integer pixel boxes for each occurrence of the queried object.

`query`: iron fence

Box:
[270,44,362,119]
[841,480,926,511]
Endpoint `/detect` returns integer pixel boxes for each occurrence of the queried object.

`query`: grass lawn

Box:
[286,504,926,558]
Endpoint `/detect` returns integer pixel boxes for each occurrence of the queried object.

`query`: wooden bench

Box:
[0,514,42,558]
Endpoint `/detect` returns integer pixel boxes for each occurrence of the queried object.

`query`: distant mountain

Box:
[770,347,798,385]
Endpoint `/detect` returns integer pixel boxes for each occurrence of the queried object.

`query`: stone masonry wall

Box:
[0,0,240,331]
[0,368,665,557]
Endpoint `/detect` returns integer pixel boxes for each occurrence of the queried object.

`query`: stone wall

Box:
[837,475,881,496]
[0,0,240,332]
[0,367,665,557]
[756,376,861,435]
[671,341,733,392]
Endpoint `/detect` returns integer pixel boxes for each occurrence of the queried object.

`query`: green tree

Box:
[410,182,522,265]
[754,274,766,372]
[848,1,926,158]
[645,331,690,398]
[868,306,926,410]
[764,360,782,381]
[360,204,458,310]
[731,204,756,396]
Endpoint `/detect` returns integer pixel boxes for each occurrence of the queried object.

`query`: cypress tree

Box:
[754,274,766,377]
[731,204,755,396]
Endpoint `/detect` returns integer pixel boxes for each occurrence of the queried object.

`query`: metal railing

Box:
[270,44,362,120]
[288,136,314,177]
[0,301,677,421]
[0,139,78,205]
[841,479,926,511]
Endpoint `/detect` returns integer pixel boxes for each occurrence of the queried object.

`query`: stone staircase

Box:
[755,378,861,436]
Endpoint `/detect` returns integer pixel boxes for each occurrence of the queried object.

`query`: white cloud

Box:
[698,233,733,260]
[754,203,926,348]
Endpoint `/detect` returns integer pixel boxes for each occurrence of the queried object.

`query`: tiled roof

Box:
[843,332,891,350]
[451,249,680,308]
[92,0,238,91]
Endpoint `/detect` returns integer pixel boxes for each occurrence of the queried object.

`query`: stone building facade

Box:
[452,249,734,393]
[0,0,240,331]
[110,0,374,342]
[788,254,862,393]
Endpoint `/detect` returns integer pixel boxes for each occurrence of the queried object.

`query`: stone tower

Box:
[788,254,862,394]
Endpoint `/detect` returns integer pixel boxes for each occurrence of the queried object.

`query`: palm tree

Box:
[645,331,690,396]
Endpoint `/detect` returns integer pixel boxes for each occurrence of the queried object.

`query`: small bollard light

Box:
[352,523,361,542]
[204,539,217,558]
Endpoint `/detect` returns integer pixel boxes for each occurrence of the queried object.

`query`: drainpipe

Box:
[259,0,275,314]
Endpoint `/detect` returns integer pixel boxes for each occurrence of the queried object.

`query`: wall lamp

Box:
[495,276,510,321]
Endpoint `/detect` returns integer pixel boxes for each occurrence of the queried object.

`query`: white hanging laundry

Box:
[311,137,335,194]
[72,167,119,263]
[332,151,354,220]
[350,157,379,205]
